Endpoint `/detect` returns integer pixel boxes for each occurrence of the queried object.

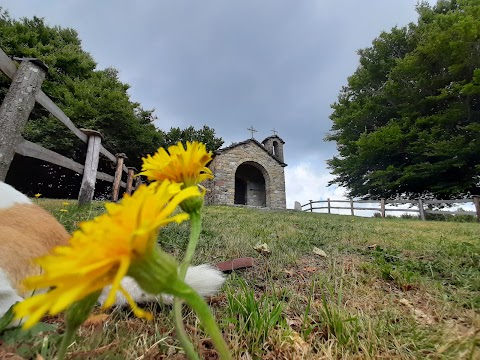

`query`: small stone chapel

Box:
[204,133,287,209]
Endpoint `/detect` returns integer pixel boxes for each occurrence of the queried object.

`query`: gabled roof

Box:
[214,138,287,167]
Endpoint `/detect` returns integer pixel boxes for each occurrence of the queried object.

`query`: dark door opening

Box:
[234,177,247,204]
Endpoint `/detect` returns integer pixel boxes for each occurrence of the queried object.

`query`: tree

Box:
[326,0,480,200]
[161,125,224,153]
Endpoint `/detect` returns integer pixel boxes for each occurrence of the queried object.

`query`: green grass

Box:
[1,200,479,359]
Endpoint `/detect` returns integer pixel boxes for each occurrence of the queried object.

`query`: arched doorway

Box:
[234,162,266,207]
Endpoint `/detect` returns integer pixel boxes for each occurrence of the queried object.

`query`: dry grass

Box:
[1,201,479,359]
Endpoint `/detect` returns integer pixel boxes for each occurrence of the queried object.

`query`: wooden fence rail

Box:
[295,197,480,222]
[0,47,139,203]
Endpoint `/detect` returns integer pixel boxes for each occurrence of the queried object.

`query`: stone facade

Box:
[204,135,287,209]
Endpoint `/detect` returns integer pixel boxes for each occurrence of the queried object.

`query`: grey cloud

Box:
[3,0,430,199]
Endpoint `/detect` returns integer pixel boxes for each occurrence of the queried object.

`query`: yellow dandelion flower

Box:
[59,209,68,212]
[14,181,200,329]
[34,193,41,198]
[139,141,213,188]
[62,202,70,206]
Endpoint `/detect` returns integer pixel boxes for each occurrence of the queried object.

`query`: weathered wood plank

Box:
[385,200,417,204]
[383,208,420,213]
[423,199,471,204]
[323,206,361,210]
[16,139,122,186]
[305,206,329,211]
[352,207,383,211]
[36,91,88,142]
[0,47,17,79]
[424,210,476,216]
[16,139,84,174]
[96,171,114,183]
[302,200,327,207]
[96,172,125,187]
[0,60,47,181]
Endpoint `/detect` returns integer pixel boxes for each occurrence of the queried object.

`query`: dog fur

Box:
[0,181,225,323]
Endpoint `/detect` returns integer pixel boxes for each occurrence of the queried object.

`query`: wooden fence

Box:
[296,197,480,222]
[0,48,140,204]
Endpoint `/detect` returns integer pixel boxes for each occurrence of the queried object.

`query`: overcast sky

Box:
[3,0,434,211]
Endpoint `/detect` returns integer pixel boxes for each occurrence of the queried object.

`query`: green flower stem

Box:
[57,293,99,360]
[173,209,205,359]
[179,210,202,278]
[175,203,232,358]
[173,299,200,360]
[57,324,76,360]
[182,288,232,360]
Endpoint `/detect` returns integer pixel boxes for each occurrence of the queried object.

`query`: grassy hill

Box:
[1,200,479,359]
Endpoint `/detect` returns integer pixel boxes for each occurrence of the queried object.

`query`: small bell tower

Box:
[262,133,285,163]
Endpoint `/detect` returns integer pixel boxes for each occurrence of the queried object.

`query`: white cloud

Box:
[285,161,346,209]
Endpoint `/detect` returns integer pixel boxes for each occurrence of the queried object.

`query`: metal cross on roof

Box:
[247,125,257,139]
[271,128,278,136]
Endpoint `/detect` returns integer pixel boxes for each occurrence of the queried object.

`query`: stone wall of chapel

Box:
[204,142,286,209]
[246,180,266,207]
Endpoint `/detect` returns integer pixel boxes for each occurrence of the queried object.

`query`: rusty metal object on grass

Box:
[215,257,254,272]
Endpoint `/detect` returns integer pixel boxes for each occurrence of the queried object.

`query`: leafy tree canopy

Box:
[0,9,223,172]
[326,0,480,200]
[162,125,224,153]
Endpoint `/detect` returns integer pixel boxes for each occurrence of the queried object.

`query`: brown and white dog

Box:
[0,181,225,322]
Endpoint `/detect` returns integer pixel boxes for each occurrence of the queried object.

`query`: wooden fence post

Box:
[112,153,127,201]
[126,167,136,195]
[418,199,426,221]
[0,58,47,181]
[327,198,331,214]
[309,200,313,212]
[350,199,354,216]
[78,129,103,205]
[381,198,386,218]
[473,196,480,223]
[134,175,143,190]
